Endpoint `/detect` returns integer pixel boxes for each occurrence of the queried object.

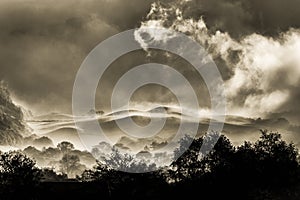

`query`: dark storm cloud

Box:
[175,0,300,38]
[0,0,155,114]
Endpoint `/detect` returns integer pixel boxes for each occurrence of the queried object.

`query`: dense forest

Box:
[0,130,299,200]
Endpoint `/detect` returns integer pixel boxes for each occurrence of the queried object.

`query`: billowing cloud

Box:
[136,1,300,125]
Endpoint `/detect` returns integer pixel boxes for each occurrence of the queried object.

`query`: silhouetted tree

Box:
[57,141,74,154]
[253,130,299,185]
[169,135,203,182]
[59,154,86,178]
[103,147,156,172]
[0,151,41,199]
[80,148,162,199]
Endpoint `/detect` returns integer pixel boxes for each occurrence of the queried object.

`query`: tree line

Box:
[0,130,300,199]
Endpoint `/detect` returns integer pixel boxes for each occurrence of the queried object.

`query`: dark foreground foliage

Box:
[0,130,300,200]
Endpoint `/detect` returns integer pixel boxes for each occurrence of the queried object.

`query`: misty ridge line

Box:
[26,105,218,123]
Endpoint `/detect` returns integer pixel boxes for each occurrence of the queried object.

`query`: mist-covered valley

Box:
[1,82,299,177]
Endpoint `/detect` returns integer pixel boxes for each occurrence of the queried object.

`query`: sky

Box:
[0,0,299,128]
[0,0,155,114]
